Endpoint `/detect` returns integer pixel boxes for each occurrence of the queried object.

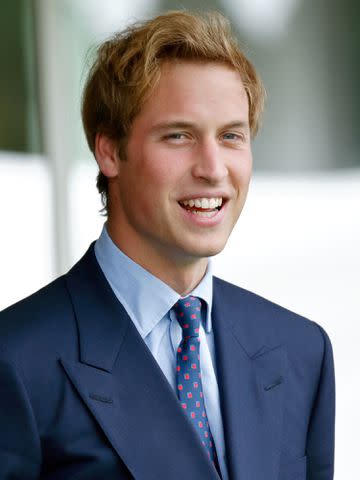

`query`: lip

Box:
[178,199,228,227]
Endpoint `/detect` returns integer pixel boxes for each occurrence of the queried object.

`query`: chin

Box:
[183,239,228,260]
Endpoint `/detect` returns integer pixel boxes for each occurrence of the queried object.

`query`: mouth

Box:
[178,197,225,218]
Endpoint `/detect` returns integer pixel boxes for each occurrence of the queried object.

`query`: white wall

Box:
[0,153,54,308]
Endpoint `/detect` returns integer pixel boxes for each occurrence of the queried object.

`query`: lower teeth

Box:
[190,210,217,217]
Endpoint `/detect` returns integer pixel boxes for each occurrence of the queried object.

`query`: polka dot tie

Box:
[173,296,221,475]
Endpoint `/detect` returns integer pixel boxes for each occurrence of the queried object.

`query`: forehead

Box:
[134,60,249,129]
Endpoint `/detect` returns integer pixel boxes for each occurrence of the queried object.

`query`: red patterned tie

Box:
[173,296,221,476]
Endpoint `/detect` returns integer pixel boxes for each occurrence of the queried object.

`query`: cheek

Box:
[242,162,253,185]
[131,164,173,216]
[138,143,165,177]
[142,149,184,192]
[232,158,252,187]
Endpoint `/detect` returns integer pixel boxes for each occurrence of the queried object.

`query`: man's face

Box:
[110,61,252,265]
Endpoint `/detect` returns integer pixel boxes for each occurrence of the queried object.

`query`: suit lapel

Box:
[62,245,220,479]
[212,278,286,480]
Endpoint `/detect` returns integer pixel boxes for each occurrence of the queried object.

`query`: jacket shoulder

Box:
[215,275,314,325]
[213,276,332,360]
[0,276,75,360]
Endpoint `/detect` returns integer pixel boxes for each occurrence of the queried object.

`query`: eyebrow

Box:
[150,120,249,133]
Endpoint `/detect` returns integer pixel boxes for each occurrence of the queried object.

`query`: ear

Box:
[94,133,119,178]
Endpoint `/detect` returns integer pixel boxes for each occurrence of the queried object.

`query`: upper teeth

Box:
[180,197,223,209]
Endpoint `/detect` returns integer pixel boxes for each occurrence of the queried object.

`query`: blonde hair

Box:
[82,10,265,213]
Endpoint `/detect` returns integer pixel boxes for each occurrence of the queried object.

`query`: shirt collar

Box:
[94,224,213,339]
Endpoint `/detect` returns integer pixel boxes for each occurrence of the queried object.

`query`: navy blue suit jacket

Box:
[0,244,335,479]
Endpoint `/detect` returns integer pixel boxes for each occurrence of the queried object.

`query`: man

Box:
[0,10,335,480]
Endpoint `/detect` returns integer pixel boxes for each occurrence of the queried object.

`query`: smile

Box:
[178,197,225,219]
[179,197,223,209]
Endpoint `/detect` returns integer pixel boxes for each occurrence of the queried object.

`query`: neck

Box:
[106,222,208,296]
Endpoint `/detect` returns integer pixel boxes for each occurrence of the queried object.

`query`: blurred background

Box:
[0,0,359,477]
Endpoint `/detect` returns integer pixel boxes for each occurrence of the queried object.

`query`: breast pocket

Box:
[278,455,307,480]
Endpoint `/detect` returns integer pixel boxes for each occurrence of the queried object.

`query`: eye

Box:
[221,132,245,141]
[163,132,187,141]
[160,131,193,146]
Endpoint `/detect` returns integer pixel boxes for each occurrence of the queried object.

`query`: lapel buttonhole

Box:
[89,393,114,404]
[264,376,283,391]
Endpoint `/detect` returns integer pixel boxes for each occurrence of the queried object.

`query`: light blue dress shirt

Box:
[94,225,229,479]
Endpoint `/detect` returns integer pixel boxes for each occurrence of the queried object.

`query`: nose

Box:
[191,138,228,184]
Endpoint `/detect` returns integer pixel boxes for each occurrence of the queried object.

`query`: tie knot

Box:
[173,296,202,338]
